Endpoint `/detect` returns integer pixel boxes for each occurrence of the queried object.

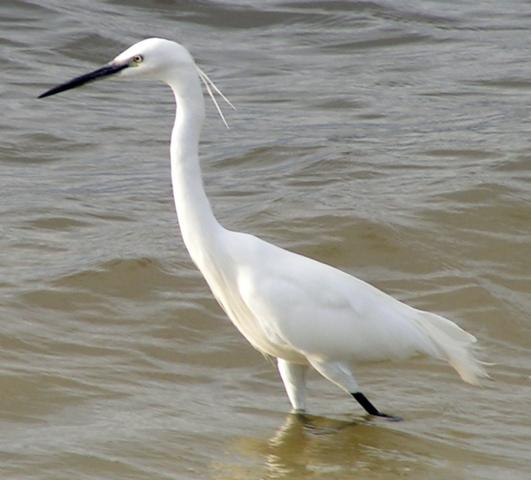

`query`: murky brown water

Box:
[2,0,531,478]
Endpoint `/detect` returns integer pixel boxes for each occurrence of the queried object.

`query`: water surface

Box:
[1,0,531,478]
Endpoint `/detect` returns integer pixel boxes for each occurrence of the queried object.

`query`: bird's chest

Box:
[199,261,300,361]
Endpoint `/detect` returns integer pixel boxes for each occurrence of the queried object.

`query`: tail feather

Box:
[411,311,489,385]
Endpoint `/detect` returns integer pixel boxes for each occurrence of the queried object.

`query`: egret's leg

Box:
[307,358,400,420]
[307,358,360,393]
[277,359,308,412]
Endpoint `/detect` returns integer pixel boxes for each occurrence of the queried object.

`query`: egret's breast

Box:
[202,262,303,362]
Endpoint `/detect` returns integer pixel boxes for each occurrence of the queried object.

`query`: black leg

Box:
[352,392,402,421]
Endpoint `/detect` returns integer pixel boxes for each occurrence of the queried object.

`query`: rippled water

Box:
[2,0,531,478]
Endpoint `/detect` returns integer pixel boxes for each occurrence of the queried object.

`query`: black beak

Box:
[38,62,128,99]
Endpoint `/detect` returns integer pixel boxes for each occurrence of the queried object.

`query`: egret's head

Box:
[39,37,234,127]
[114,38,195,81]
[38,38,194,98]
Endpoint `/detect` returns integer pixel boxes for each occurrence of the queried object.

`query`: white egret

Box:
[39,38,488,419]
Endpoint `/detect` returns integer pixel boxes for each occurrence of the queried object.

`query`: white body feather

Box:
[201,229,484,382]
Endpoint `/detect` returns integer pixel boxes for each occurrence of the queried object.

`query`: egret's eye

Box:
[132,54,144,64]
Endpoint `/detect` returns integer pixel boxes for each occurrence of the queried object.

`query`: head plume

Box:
[195,66,235,129]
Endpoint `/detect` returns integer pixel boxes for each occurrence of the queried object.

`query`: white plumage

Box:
[39,38,488,418]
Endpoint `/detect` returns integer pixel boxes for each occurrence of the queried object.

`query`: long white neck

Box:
[167,69,224,269]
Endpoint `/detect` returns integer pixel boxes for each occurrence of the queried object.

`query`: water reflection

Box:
[265,414,364,478]
[217,413,448,479]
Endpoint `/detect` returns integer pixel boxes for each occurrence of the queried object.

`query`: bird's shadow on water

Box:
[215,412,466,480]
